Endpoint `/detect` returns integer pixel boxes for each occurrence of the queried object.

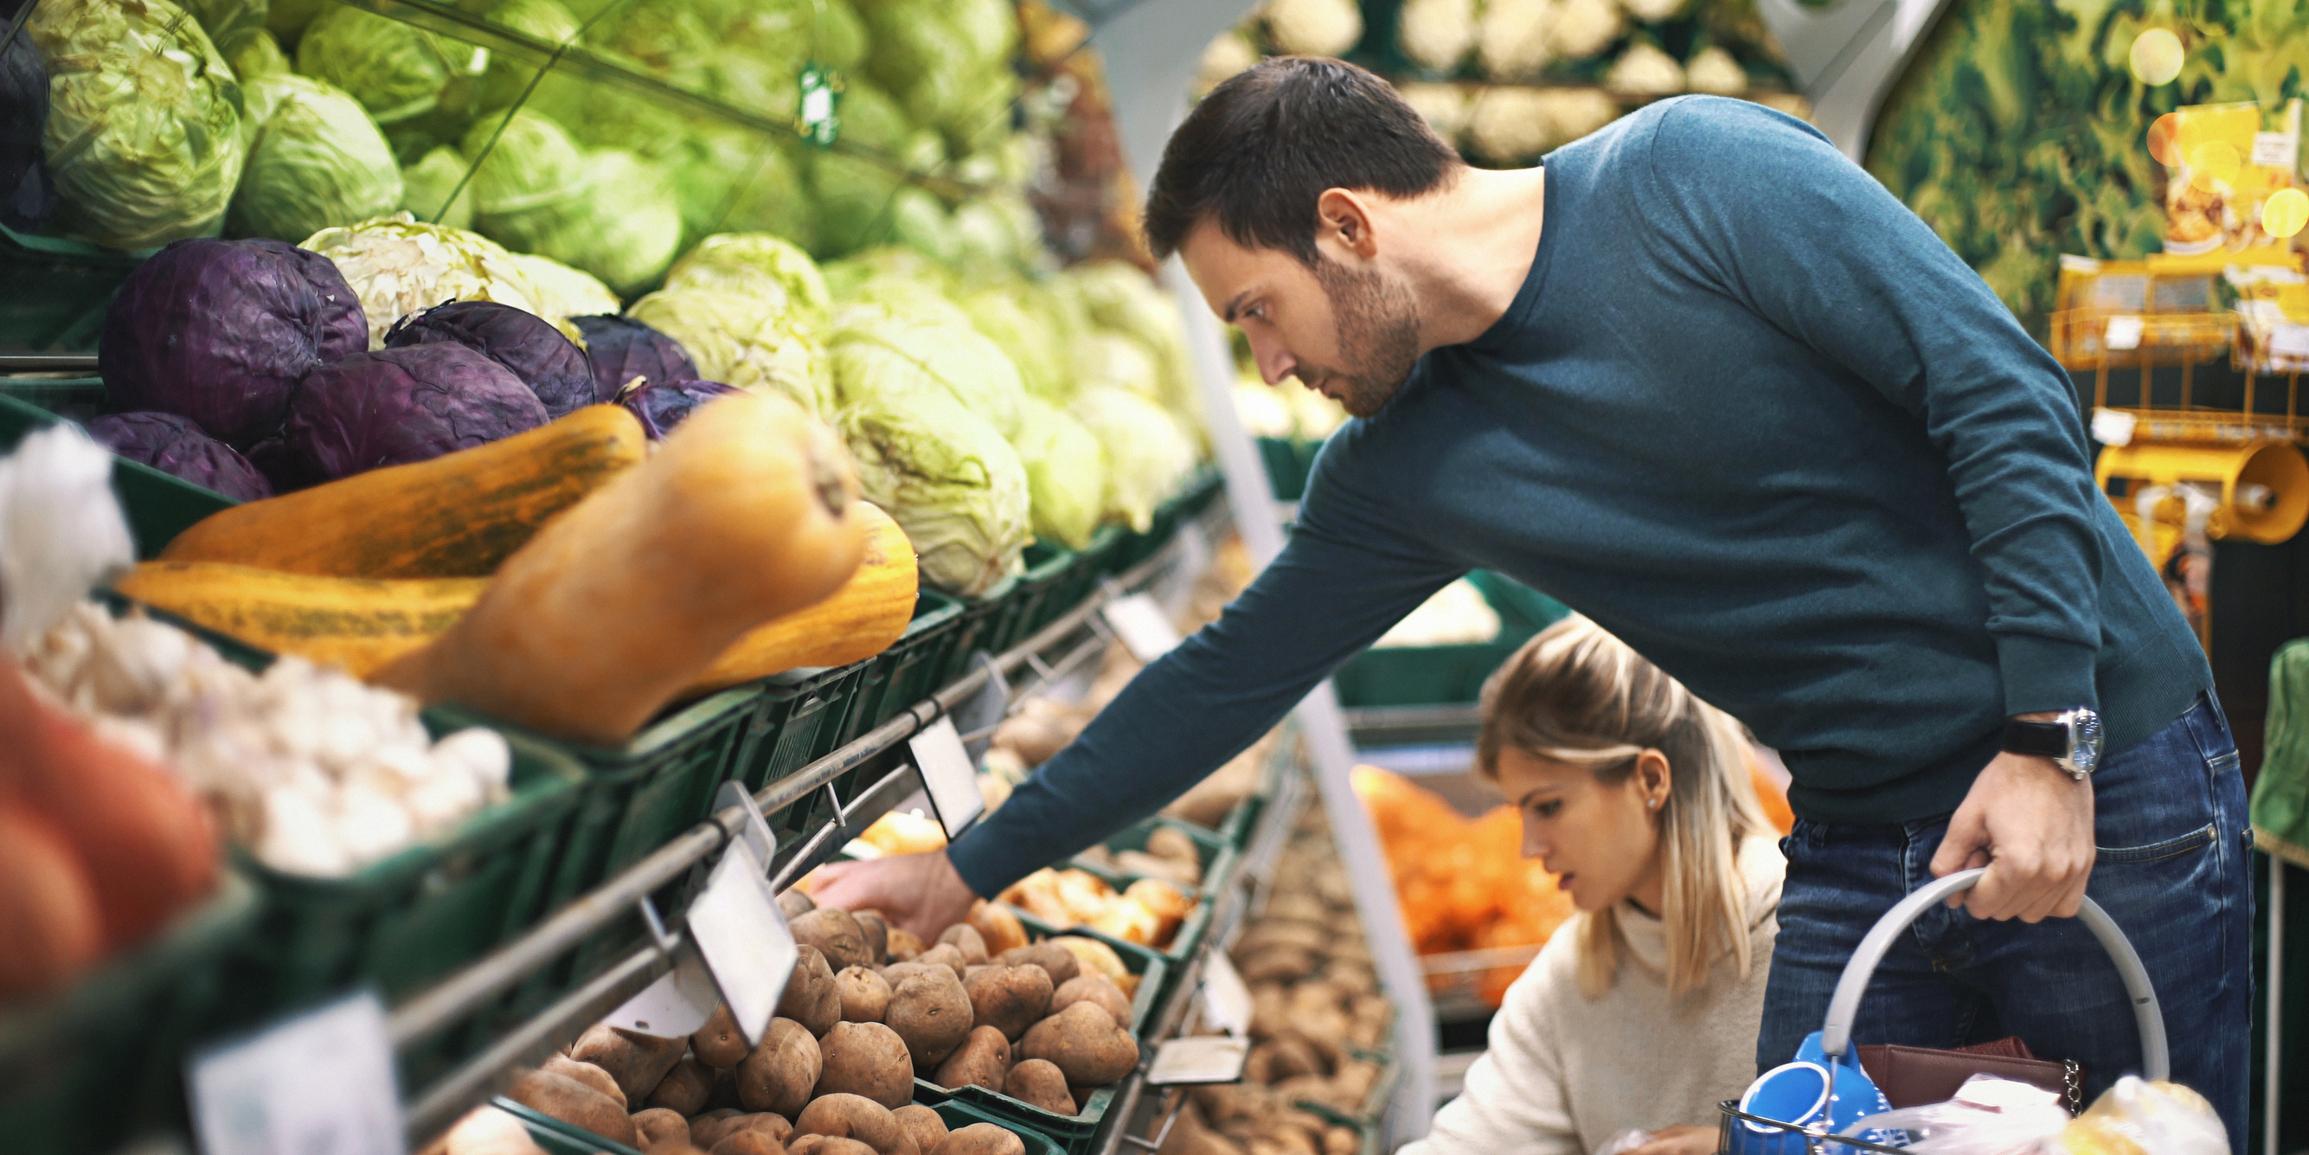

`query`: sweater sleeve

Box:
[1637,97,2104,718]
[1403,950,1585,1155]
[946,441,1461,896]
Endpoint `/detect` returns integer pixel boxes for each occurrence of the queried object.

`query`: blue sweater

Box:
[949,96,2210,896]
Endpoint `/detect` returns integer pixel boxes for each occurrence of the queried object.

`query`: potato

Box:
[885,926,925,962]
[572,1025,689,1104]
[738,1018,823,1117]
[996,943,1078,989]
[1238,949,1317,985]
[712,1132,787,1155]
[853,912,892,964]
[691,1112,790,1150]
[432,1105,550,1155]
[650,1056,715,1114]
[914,943,969,978]
[792,909,874,972]
[633,1107,691,1149]
[837,966,893,1023]
[1020,1002,1139,1087]
[1145,826,1200,865]
[1049,975,1130,1028]
[936,1122,1027,1155]
[886,965,974,1068]
[1002,1059,1076,1116]
[694,1004,751,1069]
[780,890,817,919]
[779,945,843,1037]
[792,1138,878,1155]
[961,964,1052,1040]
[812,1020,915,1108]
[542,1056,627,1108]
[507,1070,637,1146]
[935,924,989,966]
[966,902,1030,956]
[932,1025,1012,1090]
[893,1105,949,1155]
[797,1092,918,1155]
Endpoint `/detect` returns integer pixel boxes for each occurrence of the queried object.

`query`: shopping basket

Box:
[1716,867,2168,1153]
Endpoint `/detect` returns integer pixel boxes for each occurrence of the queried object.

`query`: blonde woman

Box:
[1404,617,1782,1155]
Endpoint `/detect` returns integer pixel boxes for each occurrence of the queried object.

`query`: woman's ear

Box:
[1635,748,1673,813]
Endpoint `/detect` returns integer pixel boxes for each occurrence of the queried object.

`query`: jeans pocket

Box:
[2098,822,2217,865]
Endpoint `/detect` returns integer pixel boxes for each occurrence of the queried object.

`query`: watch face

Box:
[2069,709,2105,774]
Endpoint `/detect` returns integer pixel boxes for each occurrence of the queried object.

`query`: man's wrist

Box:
[2012,710,2060,723]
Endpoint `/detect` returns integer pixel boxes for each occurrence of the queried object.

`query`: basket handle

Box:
[1818,868,2168,1082]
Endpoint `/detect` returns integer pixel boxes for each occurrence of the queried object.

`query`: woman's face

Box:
[1495,747,1668,914]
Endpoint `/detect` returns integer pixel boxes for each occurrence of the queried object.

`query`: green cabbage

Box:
[296,5,484,127]
[1076,331,1162,397]
[301,213,555,347]
[824,246,953,301]
[951,194,1044,276]
[229,75,404,243]
[481,149,684,297]
[221,28,291,79]
[959,282,1070,402]
[461,112,586,218]
[1072,385,1196,533]
[708,137,819,253]
[26,0,247,251]
[841,381,1029,597]
[401,146,476,230]
[471,0,583,113]
[627,287,834,415]
[662,234,832,320]
[810,149,907,258]
[833,313,1026,438]
[1013,395,1107,551]
[513,252,622,322]
[1062,262,1197,418]
[888,187,961,265]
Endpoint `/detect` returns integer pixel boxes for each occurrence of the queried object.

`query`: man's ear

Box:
[1315,188,1379,261]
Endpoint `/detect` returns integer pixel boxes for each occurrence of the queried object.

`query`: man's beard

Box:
[1304,257,1421,418]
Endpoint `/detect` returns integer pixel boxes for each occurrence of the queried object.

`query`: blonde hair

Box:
[1476,615,1772,1000]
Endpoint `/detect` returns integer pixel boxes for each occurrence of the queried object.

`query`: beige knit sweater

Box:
[1403,837,1785,1155]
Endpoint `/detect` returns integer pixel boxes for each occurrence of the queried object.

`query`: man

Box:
[812,58,2252,1143]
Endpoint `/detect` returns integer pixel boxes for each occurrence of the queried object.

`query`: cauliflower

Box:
[1263,0,1363,57]
[1198,30,1261,94]
[1547,0,1626,61]
[1533,87,1623,144]
[1684,45,1748,96]
[1465,87,1559,164]
[1398,0,1478,73]
[1621,0,1686,22]
[1399,81,1474,141]
[1605,39,1684,96]
[1478,0,1555,81]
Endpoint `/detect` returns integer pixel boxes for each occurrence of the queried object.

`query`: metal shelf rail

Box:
[389,501,1237,1146]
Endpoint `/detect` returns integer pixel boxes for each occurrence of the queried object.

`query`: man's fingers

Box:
[1930,806,1987,878]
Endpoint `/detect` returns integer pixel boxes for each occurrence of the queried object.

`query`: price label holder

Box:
[1145,1036,1249,1087]
[2104,315,2145,352]
[1102,592,1182,664]
[1199,951,1253,1039]
[189,991,405,1155]
[951,651,1010,764]
[911,711,985,840]
[796,64,842,147]
[2090,407,2138,448]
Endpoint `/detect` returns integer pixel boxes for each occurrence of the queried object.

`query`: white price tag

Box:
[1103,594,1183,663]
[2103,315,2145,352]
[2271,324,2309,359]
[2090,407,2138,448]
[911,714,985,839]
[190,992,404,1155]
[689,840,796,1047]
[1147,1036,1250,1087]
[2252,131,2295,168]
[801,85,835,126]
[1200,952,1253,1038]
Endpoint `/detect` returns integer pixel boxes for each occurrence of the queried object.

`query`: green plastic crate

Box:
[1062,818,1231,995]
[0,224,135,354]
[911,914,1170,1155]
[1332,574,1570,709]
[1257,436,1321,501]
[986,547,1079,654]
[843,591,966,742]
[0,389,240,556]
[733,662,871,796]
[0,873,260,1155]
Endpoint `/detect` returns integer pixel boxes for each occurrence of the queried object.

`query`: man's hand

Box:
[1623,1125,1716,1155]
[1928,734,2095,922]
[804,851,980,941]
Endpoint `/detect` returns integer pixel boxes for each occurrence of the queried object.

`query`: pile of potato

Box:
[464,893,1148,1155]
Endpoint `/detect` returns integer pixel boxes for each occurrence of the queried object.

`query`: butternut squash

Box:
[688,502,919,693]
[158,405,647,577]
[377,393,873,745]
[112,563,488,678]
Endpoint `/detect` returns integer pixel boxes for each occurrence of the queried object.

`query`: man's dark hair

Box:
[1143,56,1460,264]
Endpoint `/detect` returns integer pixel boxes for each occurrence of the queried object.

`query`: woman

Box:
[1404,617,1783,1155]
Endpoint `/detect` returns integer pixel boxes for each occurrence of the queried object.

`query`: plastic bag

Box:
[2053,1077,2227,1155]
[0,424,132,654]
[1841,1075,2069,1153]
[1593,1132,1653,1155]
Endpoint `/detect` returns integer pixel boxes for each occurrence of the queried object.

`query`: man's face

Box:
[1179,219,1421,419]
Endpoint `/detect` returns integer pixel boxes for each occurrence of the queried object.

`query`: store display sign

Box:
[912,713,986,839]
[690,839,796,1047]
[1200,952,1253,1038]
[1103,594,1183,663]
[1147,1036,1250,1086]
[189,991,404,1155]
[2104,315,2145,351]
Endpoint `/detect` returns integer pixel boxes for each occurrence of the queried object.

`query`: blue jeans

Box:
[1756,693,2255,1150]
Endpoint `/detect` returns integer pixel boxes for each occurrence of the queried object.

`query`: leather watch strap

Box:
[2001,717,2068,759]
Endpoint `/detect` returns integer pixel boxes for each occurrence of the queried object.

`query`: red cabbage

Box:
[384,300,596,419]
[99,238,368,448]
[86,412,274,502]
[283,343,547,482]
[572,314,699,403]
[617,377,739,440]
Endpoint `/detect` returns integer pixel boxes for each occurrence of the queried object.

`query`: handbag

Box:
[1857,1037,2085,1115]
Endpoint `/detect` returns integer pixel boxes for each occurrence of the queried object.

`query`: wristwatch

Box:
[2002,707,2105,780]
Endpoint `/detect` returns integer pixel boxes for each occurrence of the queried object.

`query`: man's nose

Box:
[1251,338,1296,387]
